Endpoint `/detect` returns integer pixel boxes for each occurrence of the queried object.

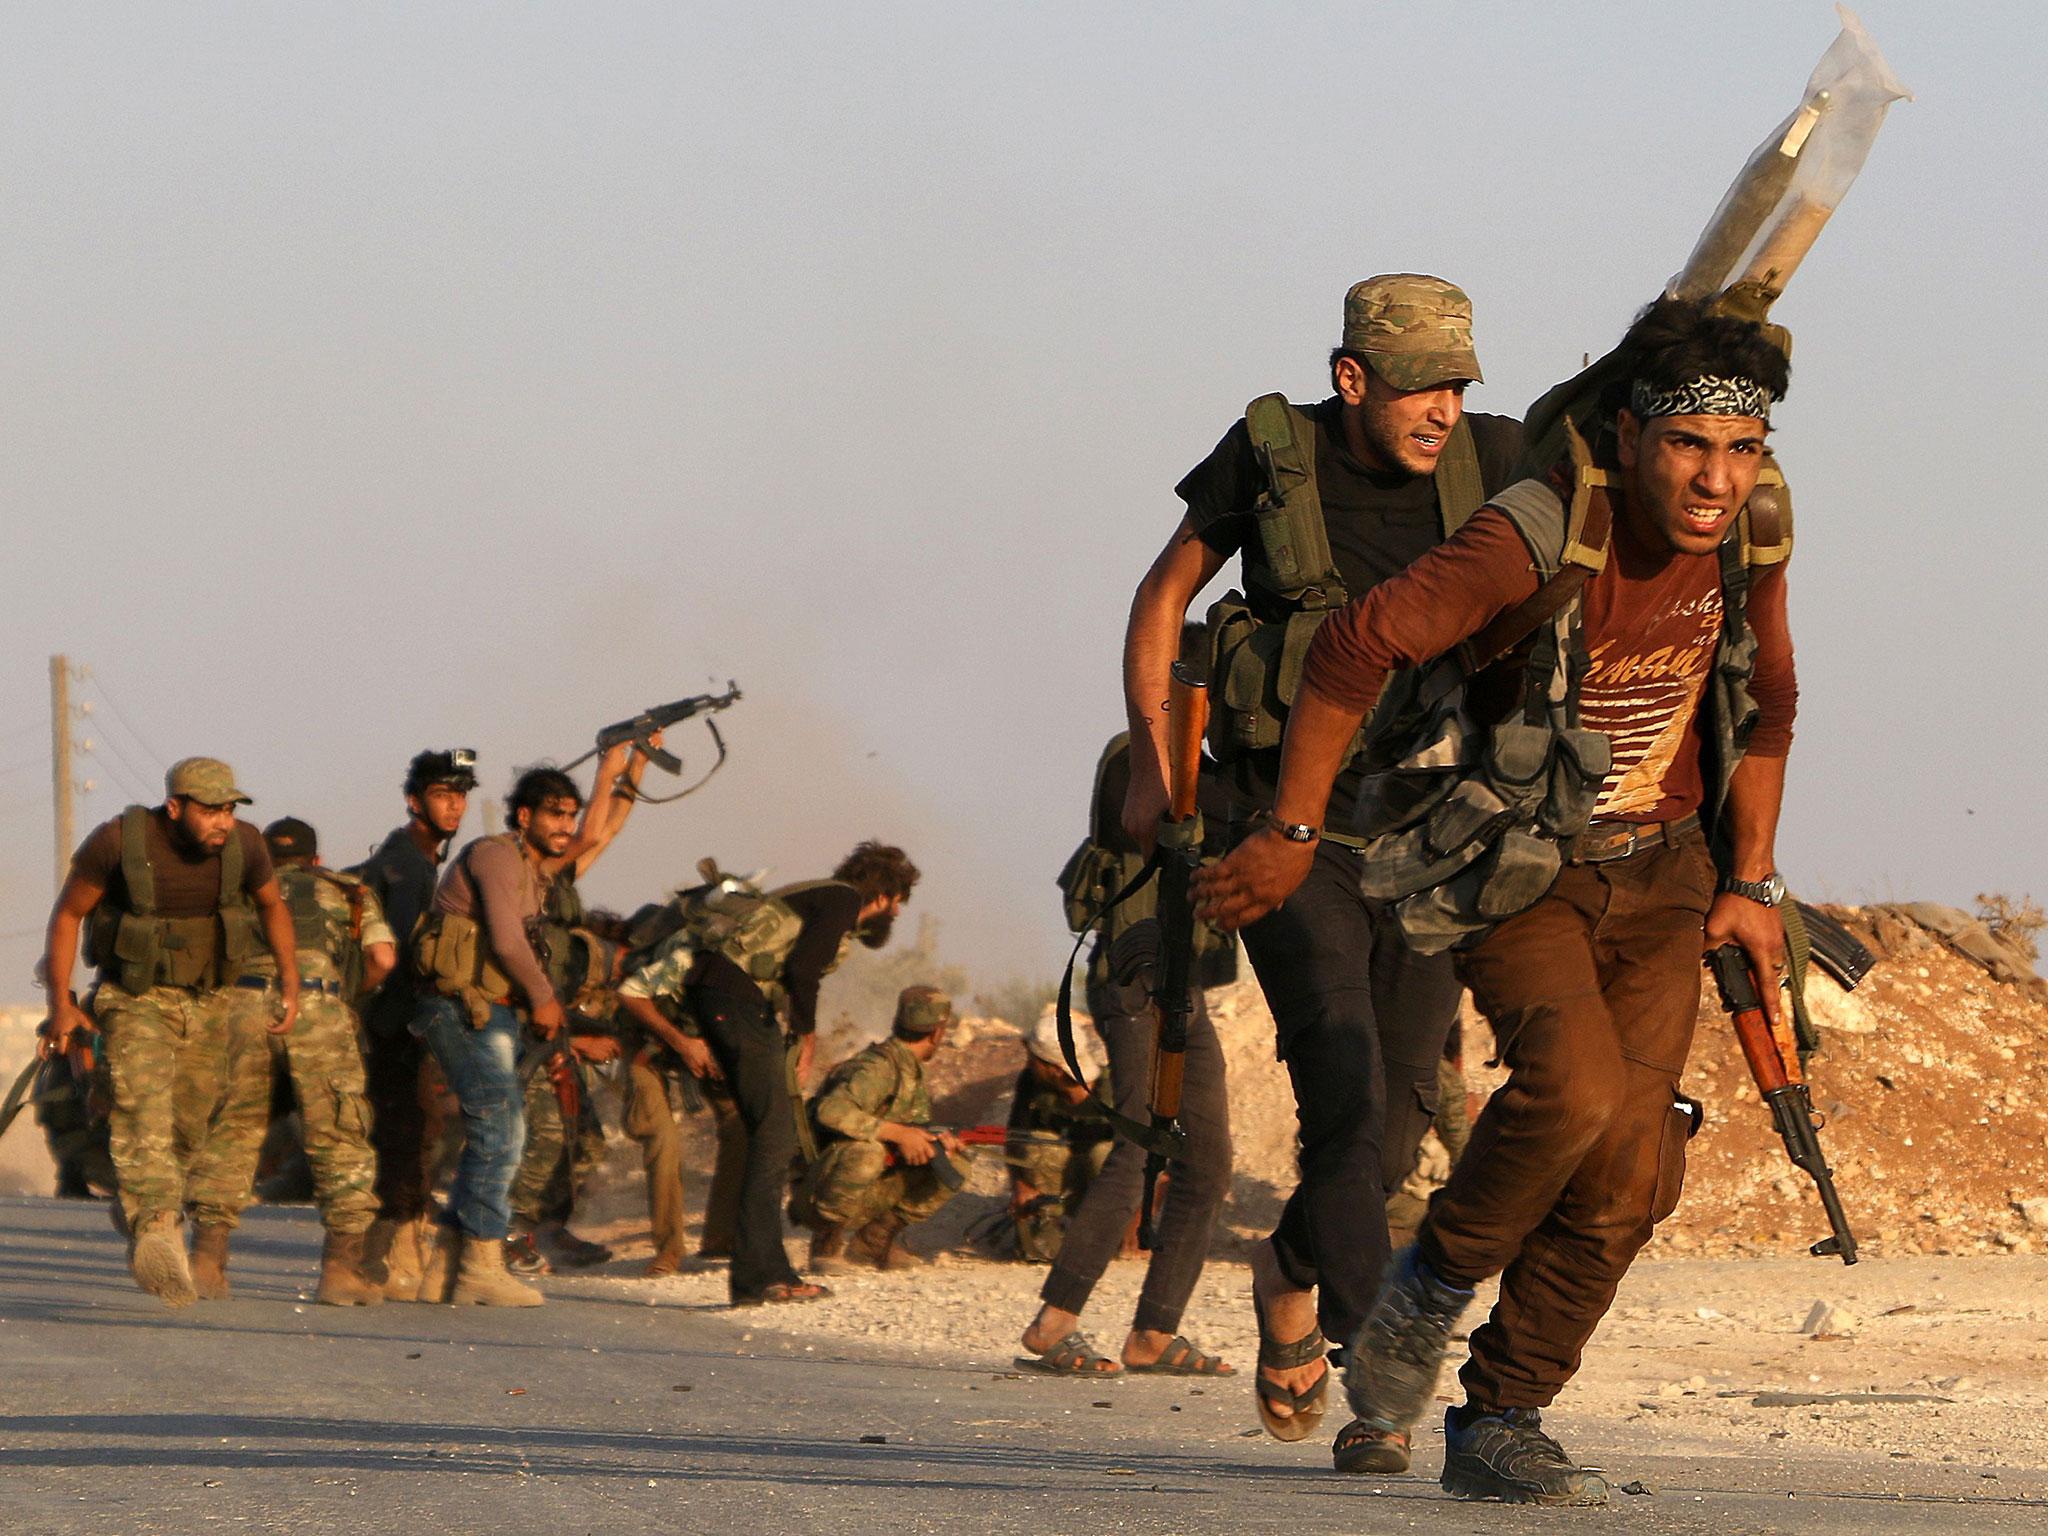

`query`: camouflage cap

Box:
[262,816,318,861]
[165,757,252,807]
[1341,273,1483,390]
[893,984,955,1037]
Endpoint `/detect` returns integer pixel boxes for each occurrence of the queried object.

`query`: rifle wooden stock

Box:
[1707,944,1857,1265]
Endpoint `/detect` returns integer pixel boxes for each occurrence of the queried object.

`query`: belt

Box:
[1564,812,1700,865]
[234,975,343,996]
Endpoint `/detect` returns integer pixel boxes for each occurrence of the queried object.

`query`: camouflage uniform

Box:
[509,1056,607,1229]
[1005,1068,1115,1263]
[184,866,390,1233]
[803,1037,958,1230]
[97,981,234,1228]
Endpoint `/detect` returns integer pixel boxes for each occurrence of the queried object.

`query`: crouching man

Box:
[798,986,963,1273]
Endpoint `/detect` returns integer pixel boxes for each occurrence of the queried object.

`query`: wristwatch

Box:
[1720,871,1786,907]
[1268,817,1320,845]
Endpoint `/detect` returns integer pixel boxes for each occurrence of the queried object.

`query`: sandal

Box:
[1125,1335,1236,1376]
[1015,1331,1121,1375]
[1332,1418,1412,1475]
[1253,1288,1330,1442]
[733,1280,831,1307]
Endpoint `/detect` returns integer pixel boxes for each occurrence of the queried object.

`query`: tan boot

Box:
[848,1213,924,1271]
[316,1229,385,1307]
[416,1222,461,1304]
[807,1221,853,1276]
[129,1211,197,1308]
[189,1223,233,1301]
[451,1234,545,1307]
[373,1216,426,1301]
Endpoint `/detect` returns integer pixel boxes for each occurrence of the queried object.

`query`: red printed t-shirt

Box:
[1300,494,1796,824]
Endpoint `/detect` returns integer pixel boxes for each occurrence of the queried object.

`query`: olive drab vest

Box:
[628,870,859,1011]
[84,805,261,993]
[411,833,544,1020]
[1347,424,1793,955]
[1205,395,1488,765]
[273,864,370,998]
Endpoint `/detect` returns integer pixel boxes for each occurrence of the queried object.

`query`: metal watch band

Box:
[1720,872,1783,906]
[1271,818,1319,844]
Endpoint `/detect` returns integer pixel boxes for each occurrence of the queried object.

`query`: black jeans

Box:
[1242,837,1464,1350]
[1040,978,1231,1336]
[689,984,800,1301]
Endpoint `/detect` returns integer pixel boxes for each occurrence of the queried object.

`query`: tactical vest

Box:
[537,872,616,1014]
[265,864,369,996]
[83,805,261,993]
[1348,425,1793,954]
[1206,395,1488,764]
[412,834,542,1017]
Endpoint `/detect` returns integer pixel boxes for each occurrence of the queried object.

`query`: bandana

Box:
[1630,374,1776,422]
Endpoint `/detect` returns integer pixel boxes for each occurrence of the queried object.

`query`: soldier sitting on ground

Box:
[796,986,964,1273]
[1005,1011,1116,1264]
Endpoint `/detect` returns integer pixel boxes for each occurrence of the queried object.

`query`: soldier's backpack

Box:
[1347,420,1792,955]
[1204,394,1487,765]
[277,864,371,1003]
[624,864,858,1006]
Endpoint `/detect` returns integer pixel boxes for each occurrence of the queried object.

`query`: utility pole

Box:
[51,654,73,893]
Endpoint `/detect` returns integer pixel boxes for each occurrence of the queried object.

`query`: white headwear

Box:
[1026,1006,1107,1084]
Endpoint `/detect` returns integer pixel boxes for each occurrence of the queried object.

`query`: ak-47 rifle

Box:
[1706,944,1858,1265]
[517,1017,628,1127]
[567,683,744,803]
[1136,659,1209,1248]
[1,1008,100,1143]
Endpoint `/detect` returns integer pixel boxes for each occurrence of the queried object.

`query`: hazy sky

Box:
[3,2,2041,1001]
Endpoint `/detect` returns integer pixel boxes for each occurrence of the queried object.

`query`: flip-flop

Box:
[1124,1335,1236,1376]
[1015,1331,1121,1375]
[1253,1288,1329,1442]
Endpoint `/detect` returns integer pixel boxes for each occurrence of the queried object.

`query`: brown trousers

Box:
[622,1051,747,1262]
[1419,832,1715,1410]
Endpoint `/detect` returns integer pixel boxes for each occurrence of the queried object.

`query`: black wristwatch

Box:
[1720,871,1786,907]
[1268,817,1320,844]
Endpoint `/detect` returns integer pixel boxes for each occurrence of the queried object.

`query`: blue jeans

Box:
[413,994,524,1241]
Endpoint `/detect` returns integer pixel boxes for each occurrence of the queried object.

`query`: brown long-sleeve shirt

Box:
[433,834,556,1008]
[1302,498,1797,824]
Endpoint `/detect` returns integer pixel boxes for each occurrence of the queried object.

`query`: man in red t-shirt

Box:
[1197,296,1797,1505]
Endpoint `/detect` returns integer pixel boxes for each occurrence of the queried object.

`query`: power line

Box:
[79,723,160,805]
[79,671,171,778]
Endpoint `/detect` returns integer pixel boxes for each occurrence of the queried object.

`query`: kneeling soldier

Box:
[802,986,962,1273]
[186,817,394,1303]
[1007,1012,1115,1263]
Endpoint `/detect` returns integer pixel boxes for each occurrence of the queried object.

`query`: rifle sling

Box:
[1052,851,1186,1161]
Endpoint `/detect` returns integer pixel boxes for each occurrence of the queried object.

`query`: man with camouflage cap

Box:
[1120,275,1523,1469]
[796,985,963,1273]
[39,758,301,1307]
[184,817,395,1305]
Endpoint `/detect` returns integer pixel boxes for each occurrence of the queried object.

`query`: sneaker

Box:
[1343,1245,1473,1434]
[1441,1407,1608,1507]
[544,1227,614,1268]
[504,1232,552,1277]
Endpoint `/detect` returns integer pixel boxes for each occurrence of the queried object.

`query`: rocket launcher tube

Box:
[1671,5,1911,302]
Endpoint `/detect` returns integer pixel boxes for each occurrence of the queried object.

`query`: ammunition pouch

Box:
[85,804,258,993]
[412,910,515,1027]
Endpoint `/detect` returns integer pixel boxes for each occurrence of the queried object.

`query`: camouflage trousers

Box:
[1010,1136,1111,1264]
[509,1059,606,1230]
[805,1138,959,1230]
[186,986,378,1233]
[96,982,231,1228]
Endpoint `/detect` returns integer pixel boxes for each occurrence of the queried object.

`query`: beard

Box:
[857,911,896,950]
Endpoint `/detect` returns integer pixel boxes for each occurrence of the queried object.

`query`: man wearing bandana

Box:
[1195,295,1797,1504]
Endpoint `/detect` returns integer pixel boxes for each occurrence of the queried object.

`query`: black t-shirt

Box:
[1175,397,1524,819]
[357,824,446,1033]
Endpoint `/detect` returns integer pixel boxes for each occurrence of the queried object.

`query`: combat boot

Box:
[416,1221,462,1303]
[807,1221,853,1276]
[316,1229,385,1307]
[848,1213,923,1271]
[451,1235,545,1307]
[1343,1245,1474,1437]
[189,1222,233,1301]
[129,1211,197,1309]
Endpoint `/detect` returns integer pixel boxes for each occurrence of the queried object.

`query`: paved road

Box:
[3,1198,2044,1535]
